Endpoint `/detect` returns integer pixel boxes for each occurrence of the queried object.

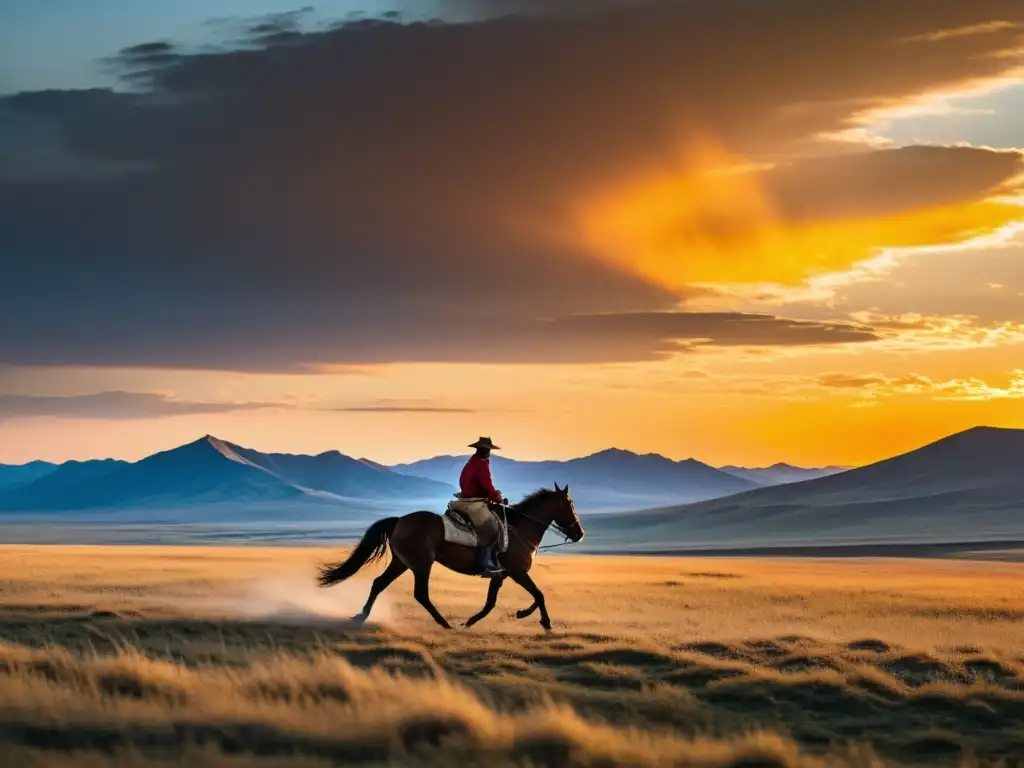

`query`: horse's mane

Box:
[508,487,559,523]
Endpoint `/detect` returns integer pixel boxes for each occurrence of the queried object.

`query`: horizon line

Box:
[6,424,1018,470]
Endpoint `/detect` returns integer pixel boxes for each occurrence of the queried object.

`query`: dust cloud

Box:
[213,575,397,626]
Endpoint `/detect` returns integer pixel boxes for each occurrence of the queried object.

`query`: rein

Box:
[538,537,574,551]
[502,503,576,552]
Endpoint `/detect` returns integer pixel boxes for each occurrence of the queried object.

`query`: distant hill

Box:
[718,463,848,486]
[393,448,758,512]
[223,445,453,499]
[0,461,57,490]
[392,455,467,484]
[0,459,128,509]
[0,436,451,512]
[583,426,1024,551]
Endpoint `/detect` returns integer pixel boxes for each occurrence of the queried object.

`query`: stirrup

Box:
[479,551,503,576]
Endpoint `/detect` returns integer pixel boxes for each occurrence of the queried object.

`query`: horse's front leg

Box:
[465,574,505,627]
[509,571,551,631]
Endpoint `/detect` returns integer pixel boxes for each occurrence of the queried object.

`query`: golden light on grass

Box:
[2,546,1024,765]
[575,138,1024,292]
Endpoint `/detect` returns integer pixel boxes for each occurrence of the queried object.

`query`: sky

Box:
[1,0,1023,467]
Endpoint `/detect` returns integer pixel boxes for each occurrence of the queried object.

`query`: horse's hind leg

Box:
[465,575,505,628]
[413,563,452,630]
[353,556,407,623]
[510,571,551,631]
[514,600,539,620]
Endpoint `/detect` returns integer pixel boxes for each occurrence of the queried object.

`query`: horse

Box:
[317,484,584,630]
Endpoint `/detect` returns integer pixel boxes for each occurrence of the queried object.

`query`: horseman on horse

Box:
[317,436,585,631]
[449,436,506,576]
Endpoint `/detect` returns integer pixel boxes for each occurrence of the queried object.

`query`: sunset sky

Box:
[1,0,1023,467]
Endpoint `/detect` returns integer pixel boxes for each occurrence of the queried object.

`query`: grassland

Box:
[1,546,1024,766]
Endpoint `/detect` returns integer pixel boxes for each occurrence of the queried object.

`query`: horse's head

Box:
[552,482,584,542]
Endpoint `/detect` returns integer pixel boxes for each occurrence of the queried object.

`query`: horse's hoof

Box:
[540,620,552,631]
[515,609,530,619]
[350,613,366,624]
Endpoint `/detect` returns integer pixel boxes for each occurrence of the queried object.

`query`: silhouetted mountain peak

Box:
[584,447,644,461]
[170,435,253,467]
[877,425,1024,468]
[56,459,125,473]
[724,462,811,472]
[0,460,55,470]
[944,425,1022,445]
[179,434,224,451]
[960,425,1013,435]
[676,457,707,468]
[585,448,700,465]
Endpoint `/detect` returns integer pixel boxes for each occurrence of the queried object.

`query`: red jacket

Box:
[459,454,501,503]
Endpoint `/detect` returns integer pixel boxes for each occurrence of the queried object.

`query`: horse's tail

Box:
[317,517,399,587]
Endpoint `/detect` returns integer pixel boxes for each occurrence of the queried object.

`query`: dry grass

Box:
[1,546,1024,766]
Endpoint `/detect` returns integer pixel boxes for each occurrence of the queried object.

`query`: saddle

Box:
[443,497,508,553]
[445,505,476,533]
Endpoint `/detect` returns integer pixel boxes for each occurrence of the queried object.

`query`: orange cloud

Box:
[900,20,1020,44]
[816,369,1024,402]
[574,139,1024,293]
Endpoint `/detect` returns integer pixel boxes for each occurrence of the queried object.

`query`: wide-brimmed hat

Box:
[469,436,500,451]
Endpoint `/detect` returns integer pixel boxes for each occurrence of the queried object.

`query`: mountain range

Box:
[1,427,1020,551]
[718,463,848,486]
[0,437,834,515]
[583,426,1024,552]
[0,460,59,490]
[392,449,760,511]
[0,436,450,512]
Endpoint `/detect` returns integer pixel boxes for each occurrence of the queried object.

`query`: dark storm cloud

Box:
[1,0,1022,370]
[0,311,879,370]
[0,391,281,419]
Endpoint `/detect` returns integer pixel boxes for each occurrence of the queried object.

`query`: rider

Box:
[458,436,506,574]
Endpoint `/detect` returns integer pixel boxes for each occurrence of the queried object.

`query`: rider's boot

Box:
[477,543,502,574]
